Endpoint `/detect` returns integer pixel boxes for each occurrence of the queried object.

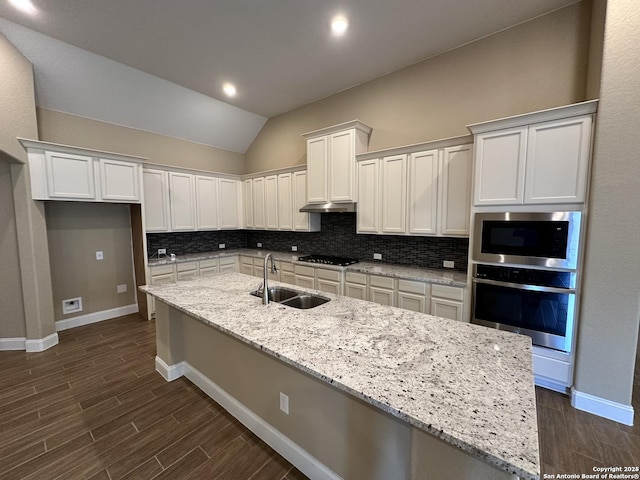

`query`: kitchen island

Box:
[141,272,539,480]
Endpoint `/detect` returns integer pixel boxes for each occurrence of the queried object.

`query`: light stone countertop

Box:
[148,249,468,287]
[141,272,539,479]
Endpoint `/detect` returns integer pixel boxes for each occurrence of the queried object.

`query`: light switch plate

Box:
[279,392,289,415]
[373,253,382,260]
[96,251,104,260]
[257,243,262,248]
[117,284,127,293]
[219,244,225,249]
[291,246,298,252]
[443,260,455,268]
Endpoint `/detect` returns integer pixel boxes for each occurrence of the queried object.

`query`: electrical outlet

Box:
[291,246,298,252]
[62,297,82,315]
[279,392,289,415]
[117,284,127,293]
[158,248,166,256]
[443,260,455,269]
[96,251,104,260]
[373,253,382,260]
[257,243,262,248]
[219,243,225,249]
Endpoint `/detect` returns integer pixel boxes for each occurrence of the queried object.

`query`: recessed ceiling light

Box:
[223,83,237,97]
[331,15,349,36]
[9,0,37,15]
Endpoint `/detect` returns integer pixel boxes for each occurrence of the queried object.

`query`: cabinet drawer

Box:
[219,256,236,267]
[240,256,253,265]
[294,265,315,277]
[177,261,198,273]
[199,266,219,277]
[199,258,219,269]
[532,353,571,385]
[280,261,294,272]
[316,268,341,282]
[369,275,394,289]
[397,279,427,295]
[346,272,367,285]
[431,284,464,301]
[150,264,174,276]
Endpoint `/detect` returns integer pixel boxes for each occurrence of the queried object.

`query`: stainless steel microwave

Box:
[473,212,582,270]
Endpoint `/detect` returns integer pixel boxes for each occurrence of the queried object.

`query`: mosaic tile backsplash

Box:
[147,214,468,271]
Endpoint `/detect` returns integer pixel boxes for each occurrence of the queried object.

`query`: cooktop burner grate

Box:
[297,255,359,266]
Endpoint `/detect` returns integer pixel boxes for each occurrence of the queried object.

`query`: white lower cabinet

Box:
[294,265,315,289]
[397,279,430,313]
[218,256,237,273]
[369,275,395,306]
[430,284,465,322]
[345,272,368,300]
[176,261,198,281]
[280,262,296,285]
[315,268,342,295]
[199,258,220,277]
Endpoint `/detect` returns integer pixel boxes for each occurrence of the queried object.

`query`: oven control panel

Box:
[474,264,575,289]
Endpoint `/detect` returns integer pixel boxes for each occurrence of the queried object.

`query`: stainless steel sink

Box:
[250,287,330,309]
[280,294,330,309]
[250,286,299,302]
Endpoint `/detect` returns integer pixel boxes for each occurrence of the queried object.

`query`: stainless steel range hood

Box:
[299,202,357,213]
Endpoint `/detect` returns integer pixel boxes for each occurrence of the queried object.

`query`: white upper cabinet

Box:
[194,175,219,230]
[380,154,407,234]
[243,179,254,229]
[218,178,242,229]
[439,144,472,235]
[292,170,320,232]
[21,139,144,204]
[277,173,293,230]
[265,175,279,229]
[143,169,170,232]
[303,120,371,204]
[252,177,266,229]
[408,149,439,235]
[357,159,380,233]
[168,172,196,231]
[468,101,597,206]
[357,136,472,237]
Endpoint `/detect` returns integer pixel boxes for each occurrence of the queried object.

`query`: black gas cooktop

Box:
[297,255,359,266]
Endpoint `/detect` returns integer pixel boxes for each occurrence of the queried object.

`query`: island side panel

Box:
[410,428,519,480]
[178,307,412,480]
[155,300,184,368]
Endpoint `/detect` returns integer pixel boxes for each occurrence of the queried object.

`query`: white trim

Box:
[184,362,342,480]
[154,356,186,382]
[571,389,634,426]
[534,375,569,394]
[25,332,59,352]
[0,337,27,351]
[55,304,138,331]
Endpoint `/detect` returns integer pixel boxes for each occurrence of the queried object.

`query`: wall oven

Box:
[473,211,582,270]
[472,264,576,352]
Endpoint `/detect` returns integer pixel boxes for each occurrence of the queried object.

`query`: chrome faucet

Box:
[263,253,277,305]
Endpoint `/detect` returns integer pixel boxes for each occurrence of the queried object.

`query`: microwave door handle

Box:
[472,277,576,295]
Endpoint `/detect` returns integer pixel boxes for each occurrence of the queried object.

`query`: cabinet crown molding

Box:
[241,164,306,180]
[466,100,599,135]
[356,134,473,162]
[302,120,372,139]
[18,138,147,164]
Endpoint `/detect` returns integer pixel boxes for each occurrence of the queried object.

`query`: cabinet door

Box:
[357,159,380,233]
[99,159,140,202]
[295,275,315,289]
[397,292,426,313]
[293,171,313,231]
[240,262,254,276]
[44,151,95,200]
[265,175,279,229]
[329,129,355,202]
[431,298,463,322]
[142,169,170,232]
[524,115,592,204]
[317,279,340,295]
[199,266,219,277]
[277,173,293,230]
[219,178,241,229]
[243,179,254,229]
[408,150,438,235]
[369,287,395,306]
[177,269,198,281]
[439,145,472,236]
[306,136,328,203]
[219,263,236,273]
[345,282,367,300]
[381,155,407,234]
[474,127,527,205]
[280,271,296,285]
[252,177,266,229]
[169,172,196,231]
[194,176,219,230]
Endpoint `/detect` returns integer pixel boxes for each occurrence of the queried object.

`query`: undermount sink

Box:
[250,287,330,309]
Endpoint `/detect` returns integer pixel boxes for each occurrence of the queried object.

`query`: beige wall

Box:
[244,2,592,173]
[37,108,246,175]
[574,0,640,405]
[585,0,606,99]
[46,202,137,321]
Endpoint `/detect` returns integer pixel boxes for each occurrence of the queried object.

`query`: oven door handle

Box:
[472,277,576,294]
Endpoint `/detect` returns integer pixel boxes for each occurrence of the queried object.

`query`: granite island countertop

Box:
[141,272,539,479]
[148,249,468,287]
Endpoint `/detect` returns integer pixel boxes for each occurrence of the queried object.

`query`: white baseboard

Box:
[0,337,27,351]
[154,356,185,382]
[25,332,59,352]
[571,389,634,426]
[55,304,138,331]
[534,375,569,394]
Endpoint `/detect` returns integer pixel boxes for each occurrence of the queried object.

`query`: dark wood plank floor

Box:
[0,314,637,479]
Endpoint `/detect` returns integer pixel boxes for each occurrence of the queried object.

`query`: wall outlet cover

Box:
[257,243,262,248]
[443,260,455,268]
[96,251,104,260]
[158,248,167,256]
[291,246,298,252]
[373,253,382,260]
[219,243,225,249]
[62,297,83,315]
[279,392,289,415]
[117,284,127,293]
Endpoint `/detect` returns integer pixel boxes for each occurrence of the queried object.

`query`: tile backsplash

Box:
[147,214,468,271]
